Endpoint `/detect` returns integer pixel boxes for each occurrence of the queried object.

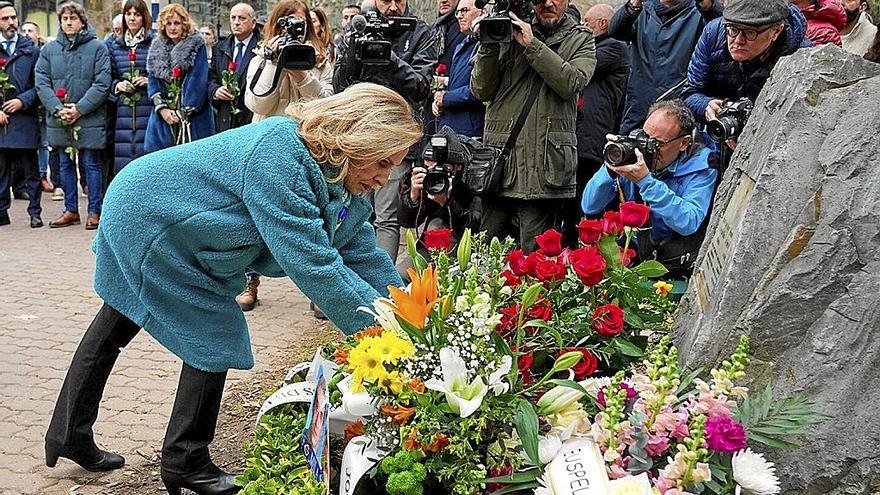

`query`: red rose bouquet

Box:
[221,60,241,116]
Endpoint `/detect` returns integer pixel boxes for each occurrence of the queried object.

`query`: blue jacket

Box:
[682,5,810,121]
[609,0,721,133]
[0,35,40,149]
[581,145,718,242]
[439,37,484,138]
[108,30,154,171]
[93,117,401,372]
[144,33,214,153]
[35,26,112,150]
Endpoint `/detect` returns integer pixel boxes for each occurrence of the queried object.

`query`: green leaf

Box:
[489,481,542,494]
[546,379,590,395]
[612,337,644,357]
[523,319,563,347]
[747,432,800,450]
[514,399,541,467]
[521,283,543,310]
[482,468,542,484]
[622,309,646,329]
[397,317,429,346]
[632,260,669,278]
[598,234,621,267]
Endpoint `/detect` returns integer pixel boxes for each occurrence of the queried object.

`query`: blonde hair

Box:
[289,83,423,183]
[157,3,196,39]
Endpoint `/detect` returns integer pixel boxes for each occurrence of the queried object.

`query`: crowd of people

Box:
[1,0,878,270]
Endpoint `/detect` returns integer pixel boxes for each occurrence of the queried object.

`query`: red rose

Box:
[577,219,604,245]
[576,96,584,109]
[527,298,552,321]
[171,66,182,78]
[496,304,520,336]
[518,351,535,384]
[620,201,651,228]
[569,246,606,286]
[55,88,67,99]
[619,248,636,267]
[592,304,624,337]
[534,257,566,282]
[500,270,521,287]
[522,251,544,277]
[0,58,7,68]
[603,211,623,235]
[227,60,238,72]
[423,228,452,251]
[535,228,563,257]
[436,63,447,76]
[558,348,598,380]
[506,249,526,276]
[128,51,137,62]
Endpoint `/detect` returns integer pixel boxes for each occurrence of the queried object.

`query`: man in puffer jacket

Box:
[681,0,810,153]
[790,0,847,46]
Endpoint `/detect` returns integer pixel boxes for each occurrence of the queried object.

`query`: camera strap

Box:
[248,58,285,98]
[499,76,543,165]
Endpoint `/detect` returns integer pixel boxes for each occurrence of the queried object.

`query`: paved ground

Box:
[0,194,329,494]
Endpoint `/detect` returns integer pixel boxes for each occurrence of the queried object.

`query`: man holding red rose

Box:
[581,100,717,278]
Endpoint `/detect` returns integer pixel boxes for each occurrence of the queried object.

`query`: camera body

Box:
[474,0,536,43]
[275,16,316,71]
[603,130,661,167]
[707,97,753,143]
[422,135,452,196]
[350,11,418,65]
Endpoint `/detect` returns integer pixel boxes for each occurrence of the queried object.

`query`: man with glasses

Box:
[682,0,809,150]
[581,100,717,277]
[432,0,486,137]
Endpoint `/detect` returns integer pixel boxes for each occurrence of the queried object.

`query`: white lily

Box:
[537,434,564,465]
[357,298,403,335]
[337,374,377,417]
[537,385,585,416]
[424,348,488,418]
[488,356,512,395]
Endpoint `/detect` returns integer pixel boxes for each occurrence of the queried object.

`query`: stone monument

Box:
[674,45,880,494]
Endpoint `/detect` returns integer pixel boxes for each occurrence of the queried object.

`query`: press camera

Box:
[707,98,753,143]
[603,130,661,167]
[275,16,316,71]
[421,135,452,196]
[349,12,418,65]
[474,0,537,43]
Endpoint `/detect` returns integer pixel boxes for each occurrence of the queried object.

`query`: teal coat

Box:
[93,117,402,372]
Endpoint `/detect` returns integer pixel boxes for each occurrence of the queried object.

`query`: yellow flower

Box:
[347,341,387,391]
[653,281,674,297]
[379,370,408,395]
[372,331,415,364]
[383,267,440,329]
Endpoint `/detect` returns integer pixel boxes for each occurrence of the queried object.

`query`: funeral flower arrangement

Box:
[238,203,817,495]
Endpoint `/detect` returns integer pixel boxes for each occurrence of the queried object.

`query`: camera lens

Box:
[604,142,636,166]
[707,116,738,143]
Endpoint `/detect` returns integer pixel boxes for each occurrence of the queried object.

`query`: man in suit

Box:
[209,2,261,133]
[0,2,42,227]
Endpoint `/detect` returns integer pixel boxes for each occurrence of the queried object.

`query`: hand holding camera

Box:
[706,97,753,144]
[410,165,453,205]
[508,12,534,47]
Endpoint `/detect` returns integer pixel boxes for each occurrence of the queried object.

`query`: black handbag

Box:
[463,78,543,197]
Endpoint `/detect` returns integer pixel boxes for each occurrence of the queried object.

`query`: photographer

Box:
[397,127,481,279]
[333,0,439,263]
[581,100,717,278]
[681,0,809,151]
[470,0,596,253]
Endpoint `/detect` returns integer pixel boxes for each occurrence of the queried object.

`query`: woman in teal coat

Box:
[45,83,422,495]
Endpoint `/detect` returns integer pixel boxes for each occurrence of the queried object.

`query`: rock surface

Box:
[674,45,880,494]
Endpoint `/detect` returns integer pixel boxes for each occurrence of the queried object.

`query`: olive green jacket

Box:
[471,16,596,199]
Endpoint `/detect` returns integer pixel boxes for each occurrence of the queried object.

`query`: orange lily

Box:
[379,404,417,425]
[424,433,450,453]
[384,267,440,329]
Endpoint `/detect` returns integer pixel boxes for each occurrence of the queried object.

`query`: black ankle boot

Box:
[45,441,125,471]
[161,363,240,495]
[45,304,140,472]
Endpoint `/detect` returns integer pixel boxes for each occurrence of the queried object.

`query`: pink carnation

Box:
[705,416,748,453]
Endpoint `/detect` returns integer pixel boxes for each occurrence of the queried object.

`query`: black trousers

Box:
[0,148,42,216]
[480,196,563,253]
[47,303,228,472]
[562,156,603,248]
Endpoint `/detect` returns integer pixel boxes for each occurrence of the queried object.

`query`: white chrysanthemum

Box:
[732,449,781,495]
[533,474,553,495]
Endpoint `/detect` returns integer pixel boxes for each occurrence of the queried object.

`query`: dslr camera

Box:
[474,0,537,43]
[421,135,452,196]
[349,11,418,65]
[707,97,753,143]
[275,16,316,70]
[603,130,661,167]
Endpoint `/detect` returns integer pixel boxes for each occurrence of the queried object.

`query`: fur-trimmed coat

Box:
[144,32,214,152]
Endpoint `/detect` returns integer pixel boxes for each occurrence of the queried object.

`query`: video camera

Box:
[474,0,537,43]
[275,16,316,71]
[349,11,418,65]
[603,130,661,167]
[707,98,753,143]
